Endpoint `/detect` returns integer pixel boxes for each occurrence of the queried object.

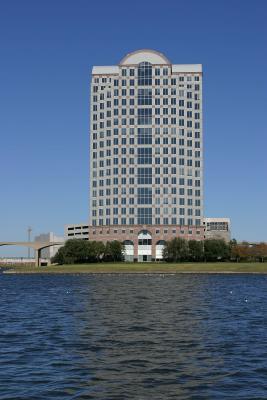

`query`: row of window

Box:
[92,208,202,216]
[92,173,201,190]
[92,120,201,129]
[91,194,201,204]
[94,73,200,81]
[93,109,201,117]
[91,228,202,236]
[93,131,200,141]
[92,218,202,226]
[93,99,200,108]
[92,193,201,203]
[93,177,201,187]
[93,126,197,135]
[92,197,201,206]
[112,80,200,89]
[92,131,201,143]
[92,153,201,162]
[93,141,201,150]
[92,88,201,99]
[93,168,201,179]
[92,155,202,165]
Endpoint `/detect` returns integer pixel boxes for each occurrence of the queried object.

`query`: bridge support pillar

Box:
[35,249,41,267]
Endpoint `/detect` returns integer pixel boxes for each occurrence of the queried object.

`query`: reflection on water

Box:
[0,274,267,399]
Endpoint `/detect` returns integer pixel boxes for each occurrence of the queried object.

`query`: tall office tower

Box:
[90,49,204,261]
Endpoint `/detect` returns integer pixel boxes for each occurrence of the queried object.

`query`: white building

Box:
[203,218,231,242]
[89,49,204,261]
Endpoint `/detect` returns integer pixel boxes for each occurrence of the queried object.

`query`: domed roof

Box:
[120,49,171,65]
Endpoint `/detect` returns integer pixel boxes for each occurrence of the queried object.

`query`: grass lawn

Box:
[3,262,267,274]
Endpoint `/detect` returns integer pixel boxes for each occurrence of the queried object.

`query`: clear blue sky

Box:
[0,0,266,256]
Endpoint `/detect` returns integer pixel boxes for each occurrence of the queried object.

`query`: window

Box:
[163,68,168,76]
[138,148,152,164]
[138,188,152,204]
[138,168,152,184]
[138,108,152,125]
[138,62,152,85]
[138,89,152,105]
[138,128,152,144]
[137,208,152,224]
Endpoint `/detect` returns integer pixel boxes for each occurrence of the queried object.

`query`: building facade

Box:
[203,218,231,242]
[64,223,89,240]
[90,49,204,261]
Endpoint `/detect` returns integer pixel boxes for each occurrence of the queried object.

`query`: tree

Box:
[63,239,88,264]
[251,243,267,262]
[163,238,189,262]
[87,241,105,262]
[104,241,123,262]
[51,239,89,264]
[204,239,230,261]
[188,240,204,261]
[51,246,66,265]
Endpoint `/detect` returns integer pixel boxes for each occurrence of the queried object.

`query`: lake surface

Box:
[0,273,267,399]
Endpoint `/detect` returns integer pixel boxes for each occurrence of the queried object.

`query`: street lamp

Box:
[27,226,32,258]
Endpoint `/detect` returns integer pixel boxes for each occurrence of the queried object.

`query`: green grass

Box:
[3,262,267,274]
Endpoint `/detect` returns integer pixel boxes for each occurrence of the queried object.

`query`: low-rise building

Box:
[64,223,89,240]
[203,218,231,242]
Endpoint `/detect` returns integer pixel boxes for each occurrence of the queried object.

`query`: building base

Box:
[88,224,204,261]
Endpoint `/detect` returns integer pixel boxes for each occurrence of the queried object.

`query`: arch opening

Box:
[123,240,134,262]
[156,240,166,261]
[138,230,152,262]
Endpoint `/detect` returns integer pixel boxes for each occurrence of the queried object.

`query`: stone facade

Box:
[88,224,205,261]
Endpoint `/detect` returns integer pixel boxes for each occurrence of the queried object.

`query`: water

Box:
[0,273,267,399]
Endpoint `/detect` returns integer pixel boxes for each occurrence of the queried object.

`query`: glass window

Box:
[138,62,152,85]
[137,148,152,164]
[138,168,152,184]
[138,108,152,125]
[138,128,152,144]
[138,188,152,204]
[138,89,152,105]
[137,208,152,224]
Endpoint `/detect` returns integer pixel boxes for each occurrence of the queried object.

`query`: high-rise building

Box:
[89,49,204,261]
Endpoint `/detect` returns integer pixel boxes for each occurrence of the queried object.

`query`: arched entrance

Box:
[138,230,152,262]
[156,240,166,260]
[123,240,134,262]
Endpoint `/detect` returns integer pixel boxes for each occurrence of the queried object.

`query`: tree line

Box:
[164,238,267,262]
[230,240,267,262]
[51,239,123,264]
[51,238,267,265]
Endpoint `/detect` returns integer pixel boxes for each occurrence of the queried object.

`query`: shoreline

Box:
[4,271,267,275]
[2,262,267,275]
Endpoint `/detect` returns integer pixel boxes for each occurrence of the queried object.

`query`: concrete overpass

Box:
[0,242,64,266]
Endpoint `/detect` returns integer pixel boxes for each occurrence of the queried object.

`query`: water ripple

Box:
[0,274,267,399]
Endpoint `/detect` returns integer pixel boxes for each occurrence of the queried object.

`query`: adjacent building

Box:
[89,49,204,261]
[64,223,89,240]
[203,218,231,242]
